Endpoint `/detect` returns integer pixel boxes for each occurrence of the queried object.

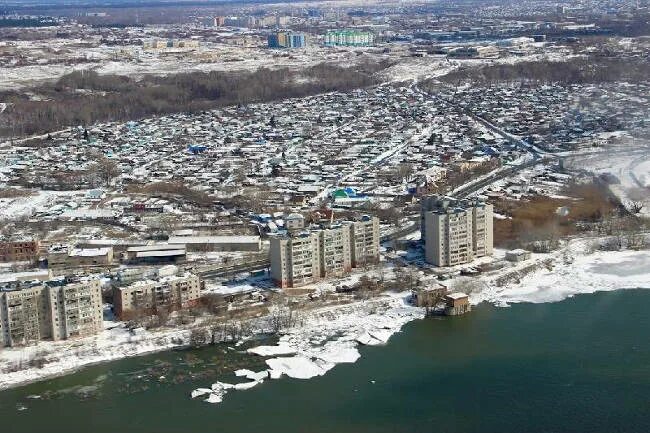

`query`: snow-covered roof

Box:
[167,235,260,245]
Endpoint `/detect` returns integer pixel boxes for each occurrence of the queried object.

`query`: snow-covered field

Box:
[565,147,650,217]
[0,190,87,221]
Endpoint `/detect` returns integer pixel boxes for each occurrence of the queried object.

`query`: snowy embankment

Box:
[191,243,650,405]
[191,294,424,404]
[0,294,422,392]
[471,243,650,307]
[0,324,193,391]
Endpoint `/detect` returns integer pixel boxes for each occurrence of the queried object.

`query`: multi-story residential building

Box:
[47,280,104,341]
[270,216,380,288]
[472,202,493,258]
[324,30,375,47]
[319,224,352,279]
[0,278,103,347]
[422,195,493,267]
[113,273,202,319]
[0,238,40,263]
[270,232,321,289]
[350,216,380,267]
[268,31,307,48]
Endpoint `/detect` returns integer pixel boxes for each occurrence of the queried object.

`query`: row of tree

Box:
[0,60,392,138]
[438,56,650,86]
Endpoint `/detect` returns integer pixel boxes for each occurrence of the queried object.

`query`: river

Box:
[1,289,649,433]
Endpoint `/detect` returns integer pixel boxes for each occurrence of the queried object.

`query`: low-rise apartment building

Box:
[113,273,202,319]
[422,195,493,267]
[0,278,103,347]
[270,216,380,288]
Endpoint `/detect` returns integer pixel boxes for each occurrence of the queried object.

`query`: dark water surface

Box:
[2,289,650,433]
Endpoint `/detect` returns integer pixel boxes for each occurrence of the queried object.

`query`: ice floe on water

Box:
[246,343,296,357]
[265,356,328,380]
[193,293,424,404]
[191,378,266,403]
[234,369,269,381]
[191,388,213,399]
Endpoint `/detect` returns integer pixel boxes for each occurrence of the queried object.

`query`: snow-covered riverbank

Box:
[0,293,422,392]
[191,294,423,404]
[473,244,650,306]
[2,239,650,394]
[0,323,193,391]
[189,243,650,404]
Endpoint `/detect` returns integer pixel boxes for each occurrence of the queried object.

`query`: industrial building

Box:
[421,195,493,267]
[324,30,375,47]
[167,235,261,252]
[47,245,114,268]
[121,244,187,265]
[0,278,103,347]
[268,31,307,48]
[443,292,471,316]
[113,273,202,319]
[270,216,380,288]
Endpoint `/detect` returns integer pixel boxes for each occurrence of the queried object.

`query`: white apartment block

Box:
[422,196,493,267]
[0,279,103,347]
[114,273,202,318]
[270,216,380,289]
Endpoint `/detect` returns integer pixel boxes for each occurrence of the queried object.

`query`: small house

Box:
[444,292,471,316]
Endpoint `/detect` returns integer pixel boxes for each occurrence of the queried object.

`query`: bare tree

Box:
[397,163,415,182]
[268,294,293,334]
[94,155,121,186]
[189,327,209,347]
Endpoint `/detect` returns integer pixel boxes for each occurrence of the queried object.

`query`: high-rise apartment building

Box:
[268,31,306,48]
[0,279,103,347]
[319,224,352,279]
[421,196,493,267]
[270,216,380,288]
